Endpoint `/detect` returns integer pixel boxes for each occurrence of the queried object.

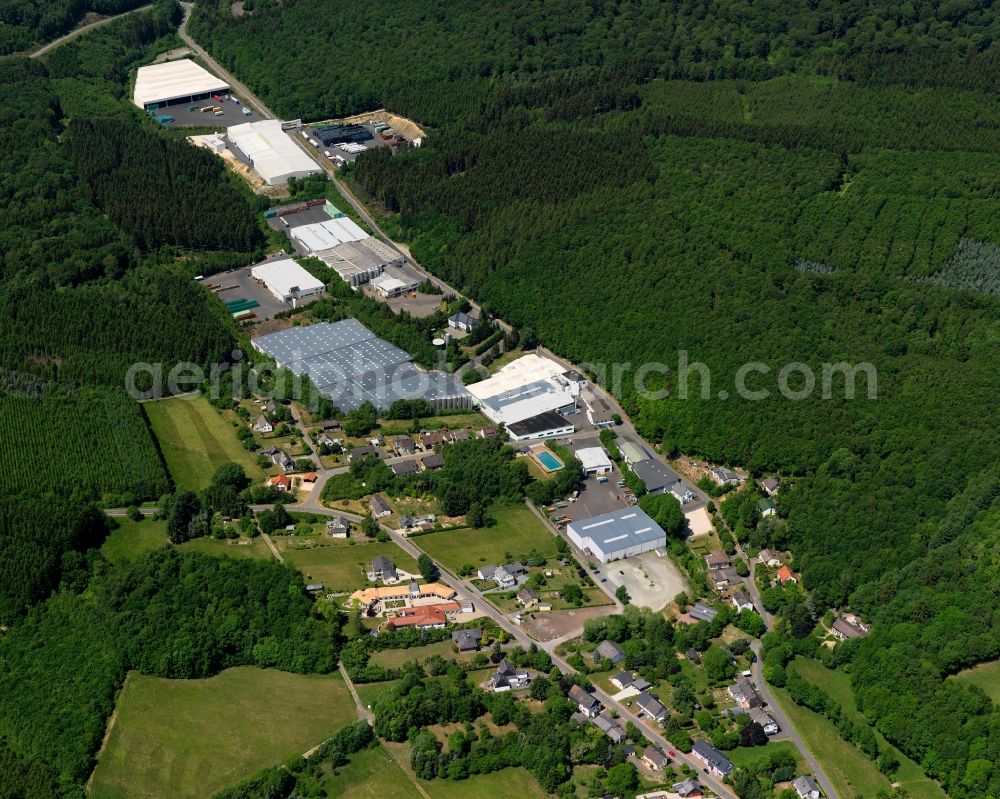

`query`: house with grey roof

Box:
[641,747,670,770]
[325,516,349,538]
[673,779,702,797]
[689,602,718,623]
[635,691,667,723]
[692,739,733,777]
[254,415,273,433]
[709,466,742,487]
[593,712,626,743]
[448,311,479,332]
[368,555,397,583]
[368,494,392,518]
[760,476,780,496]
[391,459,419,476]
[568,685,602,717]
[729,677,763,709]
[731,589,755,613]
[490,659,529,692]
[793,776,821,799]
[451,628,483,652]
[595,639,625,665]
[749,707,779,736]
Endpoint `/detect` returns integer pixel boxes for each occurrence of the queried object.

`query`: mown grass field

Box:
[177,535,275,561]
[417,503,559,571]
[953,659,1000,704]
[89,667,355,799]
[727,740,804,771]
[279,539,420,592]
[369,640,475,669]
[100,519,168,563]
[322,743,423,799]
[144,395,267,490]
[791,659,948,799]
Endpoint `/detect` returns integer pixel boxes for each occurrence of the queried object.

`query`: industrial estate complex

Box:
[252,319,470,411]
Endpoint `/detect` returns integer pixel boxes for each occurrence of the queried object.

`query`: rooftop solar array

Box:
[252,320,469,411]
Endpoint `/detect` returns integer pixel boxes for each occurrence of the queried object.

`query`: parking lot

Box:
[156,97,257,129]
[290,120,396,167]
[198,258,312,322]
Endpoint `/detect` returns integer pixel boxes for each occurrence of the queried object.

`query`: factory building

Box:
[289,217,369,251]
[323,238,405,288]
[250,259,325,303]
[133,59,229,110]
[227,120,320,185]
[252,319,470,412]
[371,270,420,298]
[566,507,667,563]
[465,354,586,440]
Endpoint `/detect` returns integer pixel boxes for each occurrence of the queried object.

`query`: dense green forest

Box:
[0,0,149,55]
[190,2,1000,796]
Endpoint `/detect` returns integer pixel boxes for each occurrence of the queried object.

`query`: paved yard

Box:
[198,261,298,321]
[601,552,687,611]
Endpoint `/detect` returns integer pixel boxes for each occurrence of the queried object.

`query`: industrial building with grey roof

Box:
[566,506,667,563]
[251,319,470,412]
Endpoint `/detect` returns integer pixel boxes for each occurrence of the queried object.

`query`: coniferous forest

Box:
[189,2,1000,797]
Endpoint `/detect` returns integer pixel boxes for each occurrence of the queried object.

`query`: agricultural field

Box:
[89,667,356,799]
[953,659,1000,704]
[100,519,168,563]
[417,503,559,572]
[791,659,949,799]
[278,538,420,591]
[0,389,168,500]
[144,395,267,490]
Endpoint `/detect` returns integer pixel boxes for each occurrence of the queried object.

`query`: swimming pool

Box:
[536,450,563,472]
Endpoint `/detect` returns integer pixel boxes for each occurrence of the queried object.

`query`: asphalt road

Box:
[30,3,153,58]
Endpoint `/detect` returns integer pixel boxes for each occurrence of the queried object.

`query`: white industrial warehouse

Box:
[566,507,667,563]
[250,259,325,303]
[576,446,613,475]
[227,120,320,185]
[466,354,586,440]
[133,59,229,110]
[290,217,369,251]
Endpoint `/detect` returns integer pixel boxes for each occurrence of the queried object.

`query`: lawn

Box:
[370,640,476,669]
[101,519,168,563]
[728,740,804,771]
[145,395,267,490]
[353,679,402,709]
[89,667,356,799]
[791,659,948,799]
[279,539,420,591]
[417,503,559,572]
[177,535,275,561]
[953,659,1000,704]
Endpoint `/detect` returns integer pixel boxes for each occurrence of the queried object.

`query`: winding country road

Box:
[30,3,153,58]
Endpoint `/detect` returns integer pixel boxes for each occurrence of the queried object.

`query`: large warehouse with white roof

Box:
[133,59,229,110]
[566,507,667,563]
[465,354,586,440]
[250,259,325,303]
[227,120,320,185]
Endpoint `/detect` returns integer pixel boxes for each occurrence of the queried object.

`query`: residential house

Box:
[450,429,470,442]
[705,551,731,570]
[516,588,539,607]
[671,484,696,504]
[421,431,447,450]
[254,415,273,433]
[305,583,324,593]
[612,671,650,691]
[731,589,755,613]
[477,565,498,582]
[673,779,702,798]
[395,436,416,454]
[325,516,349,538]
[369,555,398,583]
[320,420,341,431]
[635,691,667,723]
[729,678,763,709]
[368,494,392,518]
[831,616,870,641]
[689,602,718,623]
[793,776,821,799]
[757,498,776,518]
[492,565,518,589]
[777,565,797,584]
[757,549,782,567]
[300,472,318,484]
[391,460,419,477]
[691,740,733,777]
[684,648,702,663]
[386,605,455,630]
[760,477,780,496]
[711,566,742,590]
[569,685,602,717]
[317,432,341,449]
[641,747,670,771]
[369,434,384,447]
[448,311,479,332]
[477,427,497,439]
[593,713,626,744]
[749,707,779,736]
[349,445,381,461]
[270,449,295,472]
[595,639,625,665]
[451,628,483,652]
[267,474,291,491]
[419,451,444,470]
[708,466,742,487]
[262,399,278,414]
[491,659,530,692]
